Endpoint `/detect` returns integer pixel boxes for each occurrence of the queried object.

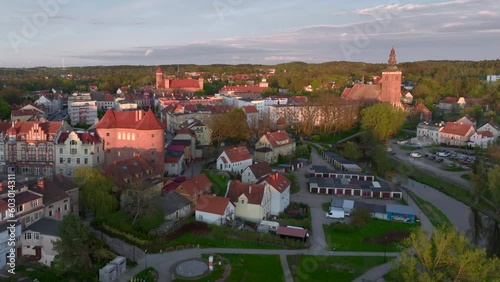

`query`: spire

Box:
[387,45,398,69]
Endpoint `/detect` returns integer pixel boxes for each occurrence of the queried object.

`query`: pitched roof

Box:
[14,191,42,206]
[226,180,266,205]
[107,156,157,188]
[177,174,212,198]
[276,226,308,238]
[169,78,201,89]
[483,120,500,131]
[196,194,233,215]
[440,122,474,136]
[95,109,164,130]
[341,84,381,100]
[157,191,191,215]
[258,172,291,193]
[156,67,164,74]
[222,146,252,163]
[242,105,259,114]
[247,162,273,179]
[24,218,62,237]
[475,131,494,138]
[263,131,293,148]
[441,97,459,103]
[29,178,69,206]
[56,130,102,144]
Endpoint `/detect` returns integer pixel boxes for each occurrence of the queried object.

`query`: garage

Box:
[336,189,344,195]
[382,192,391,199]
[319,188,326,194]
[344,189,351,196]
[310,187,318,193]
[353,190,361,196]
[373,191,381,198]
[363,191,371,197]
[327,188,334,195]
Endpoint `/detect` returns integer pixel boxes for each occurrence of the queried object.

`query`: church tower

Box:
[155,67,164,89]
[380,47,402,105]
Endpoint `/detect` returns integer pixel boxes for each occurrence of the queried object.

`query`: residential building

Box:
[242,106,259,129]
[254,131,295,163]
[0,183,44,228]
[11,103,45,122]
[225,180,271,222]
[29,177,71,220]
[218,85,267,99]
[164,145,185,176]
[156,191,192,221]
[107,156,163,206]
[68,93,98,125]
[34,94,62,114]
[172,128,197,161]
[156,67,203,93]
[55,129,104,177]
[114,97,138,111]
[469,131,495,148]
[1,120,72,175]
[179,118,211,146]
[21,218,61,267]
[216,146,253,174]
[242,162,273,184]
[257,172,291,216]
[456,115,477,128]
[91,92,115,111]
[0,221,21,269]
[175,173,212,206]
[439,122,475,146]
[477,119,500,140]
[51,174,80,214]
[195,194,235,226]
[94,109,165,173]
[416,122,443,145]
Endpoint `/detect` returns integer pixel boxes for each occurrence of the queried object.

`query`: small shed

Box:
[276,226,309,242]
[386,204,416,223]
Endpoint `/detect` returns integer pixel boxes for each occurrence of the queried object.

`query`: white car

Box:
[410,152,422,158]
[386,147,392,152]
[436,152,449,157]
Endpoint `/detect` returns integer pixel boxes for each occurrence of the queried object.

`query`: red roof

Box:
[226,180,266,205]
[258,172,291,193]
[170,78,201,89]
[196,194,232,215]
[11,109,44,117]
[156,67,164,74]
[476,131,494,138]
[242,105,259,114]
[341,84,381,100]
[263,131,293,148]
[247,162,273,179]
[163,181,181,192]
[288,96,308,104]
[176,174,212,199]
[441,97,459,104]
[95,109,165,130]
[57,130,102,144]
[276,226,308,238]
[107,156,157,188]
[0,199,8,212]
[441,122,474,136]
[222,146,252,163]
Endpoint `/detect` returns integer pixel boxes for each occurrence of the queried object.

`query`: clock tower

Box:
[380,47,402,106]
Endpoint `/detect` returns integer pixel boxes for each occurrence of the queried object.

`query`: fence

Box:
[91,228,145,262]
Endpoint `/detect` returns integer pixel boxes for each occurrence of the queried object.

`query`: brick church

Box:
[155,67,204,92]
[342,47,403,107]
[94,109,165,173]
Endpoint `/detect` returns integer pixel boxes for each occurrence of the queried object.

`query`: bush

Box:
[328,222,358,232]
[311,135,321,142]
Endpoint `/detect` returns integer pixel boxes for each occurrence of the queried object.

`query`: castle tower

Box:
[380,46,402,105]
[155,67,164,89]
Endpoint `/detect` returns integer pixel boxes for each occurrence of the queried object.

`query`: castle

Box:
[155,67,204,92]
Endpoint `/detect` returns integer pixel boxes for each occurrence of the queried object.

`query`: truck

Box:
[325,207,345,219]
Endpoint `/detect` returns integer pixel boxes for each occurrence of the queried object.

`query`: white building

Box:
[35,95,62,114]
[21,218,61,267]
[416,122,443,145]
[477,120,500,140]
[216,146,253,174]
[55,130,104,177]
[68,100,97,125]
[114,98,138,111]
[242,162,273,184]
[195,194,235,226]
[0,223,21,269]
[469,131,495,148]
[257,172,291,216]
[225,180,271,223]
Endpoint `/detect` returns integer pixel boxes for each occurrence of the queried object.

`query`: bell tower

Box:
[380,46,402,106]
[155,67,164,89]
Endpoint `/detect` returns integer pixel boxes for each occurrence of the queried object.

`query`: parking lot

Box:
[388,141,473,189]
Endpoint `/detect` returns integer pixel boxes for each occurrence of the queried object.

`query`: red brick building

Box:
[94,109,165,173]
[155,67,203,93]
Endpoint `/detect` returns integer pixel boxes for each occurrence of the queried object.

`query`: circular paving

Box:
[171,258,210,279]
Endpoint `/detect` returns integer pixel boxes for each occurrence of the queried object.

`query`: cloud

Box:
[355,0,473,15]
[263,56,302,61]
[144,49,154,56]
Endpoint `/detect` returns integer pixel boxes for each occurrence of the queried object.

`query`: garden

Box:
[288,255,388,282]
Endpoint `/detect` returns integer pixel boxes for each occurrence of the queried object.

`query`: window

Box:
[64,204,68,211]
[76,158,80,164]
[118,132,121,140]
[48,210,53,217]
[34,212,39,220]
[60,157,63,164]
[151,134,154,137]
[84,149,88,154]
[70,148,77,154]
[84,158,88,164]
[97,156,100,162]
[59,148,63,154]
[30,200,38,208]
[17,205,23,212]
[106,142,110,146]
[34,233,39,240]
[106,132,110,136]
[67,158,71,164]
[24,232,32,240]
[26,216,31,223]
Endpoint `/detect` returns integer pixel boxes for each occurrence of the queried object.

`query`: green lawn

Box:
[461,173,471,181]
[412,194,452,227]
[205,170,229,196]
[288,255,388,282]
[399,145,417,151]
[176,254,285,282]
[323,219,417,252]
[440,165,469,172]
[134,267,158,282]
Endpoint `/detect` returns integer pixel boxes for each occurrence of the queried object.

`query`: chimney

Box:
[37,177,44,190]
[0,182,3,192]
[249,185,252,194]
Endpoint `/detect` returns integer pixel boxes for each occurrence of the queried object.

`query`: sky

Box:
[1,0,499,68]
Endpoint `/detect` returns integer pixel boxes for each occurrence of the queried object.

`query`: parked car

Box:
[424,154,429,158]
[436,152,449,157]
[410,152,422,158]
[429,155,436,160]
[436,158,444,163]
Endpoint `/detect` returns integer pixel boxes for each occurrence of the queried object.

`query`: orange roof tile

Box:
[263,131,293,148]
[95,109,165,130]
[226,180,266,205]
[242,105,259,114]
[441,122,474,136]
[196,194,233,215]
[223,146,252,163]
[176,174,212,199]
[258,172,291,193]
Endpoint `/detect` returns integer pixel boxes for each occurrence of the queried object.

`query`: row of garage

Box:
[309,186,402,199]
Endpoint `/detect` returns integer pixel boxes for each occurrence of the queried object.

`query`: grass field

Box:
[134,267,158,282]
[176,254,285,282]
[288,255,387,282]
[440,165,469,172]
[323,219,417,252]
[412,193,452,227]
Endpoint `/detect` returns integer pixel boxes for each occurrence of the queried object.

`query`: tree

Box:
[487,165,500,216]
[388,226,500,282]
[470,158,488,205]
[53,213,96,279]
[74,167,118,217]
[206,108,252,144]
[342,141,362,161]
[0,97,11,120]
[361,103,407,141]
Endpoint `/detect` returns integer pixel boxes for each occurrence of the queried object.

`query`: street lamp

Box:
[384,237,388,262]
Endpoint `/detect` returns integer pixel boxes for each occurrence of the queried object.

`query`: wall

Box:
[90,228,145,262]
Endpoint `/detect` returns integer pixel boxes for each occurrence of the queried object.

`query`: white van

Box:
[326,208,345,219]
[410,152,422,158]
